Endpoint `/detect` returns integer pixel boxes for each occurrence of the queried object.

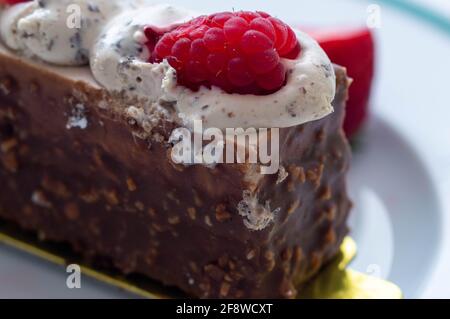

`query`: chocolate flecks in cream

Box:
[0,1,336,130]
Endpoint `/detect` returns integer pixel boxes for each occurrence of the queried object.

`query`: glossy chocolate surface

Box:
[0,52,351,298]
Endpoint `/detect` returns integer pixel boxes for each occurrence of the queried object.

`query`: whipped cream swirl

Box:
[0,0,336,129]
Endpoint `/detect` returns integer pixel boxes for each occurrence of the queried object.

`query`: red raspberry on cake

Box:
[1,0,29,4]
[145,11,301,95]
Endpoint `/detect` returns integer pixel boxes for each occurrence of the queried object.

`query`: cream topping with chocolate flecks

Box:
[0,0,335,130]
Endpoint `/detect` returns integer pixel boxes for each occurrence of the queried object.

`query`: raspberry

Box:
[1,0,30,4]
[146,11,301,95]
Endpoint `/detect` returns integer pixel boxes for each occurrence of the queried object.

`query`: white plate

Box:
[1,0,449,298]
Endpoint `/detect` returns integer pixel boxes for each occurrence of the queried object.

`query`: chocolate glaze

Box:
[0,51,351,298]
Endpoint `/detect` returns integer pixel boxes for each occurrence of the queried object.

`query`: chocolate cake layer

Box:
[0,49,351,298]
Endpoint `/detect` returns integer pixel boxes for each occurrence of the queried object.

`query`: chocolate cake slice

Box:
[0,2,351,298]
[0,47,351,298]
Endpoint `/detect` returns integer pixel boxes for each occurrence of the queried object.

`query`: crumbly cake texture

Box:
[0,49,351,298]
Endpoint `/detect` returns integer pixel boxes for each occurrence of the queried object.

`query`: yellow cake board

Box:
[0,223,402,299]
[297,237,403,299]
